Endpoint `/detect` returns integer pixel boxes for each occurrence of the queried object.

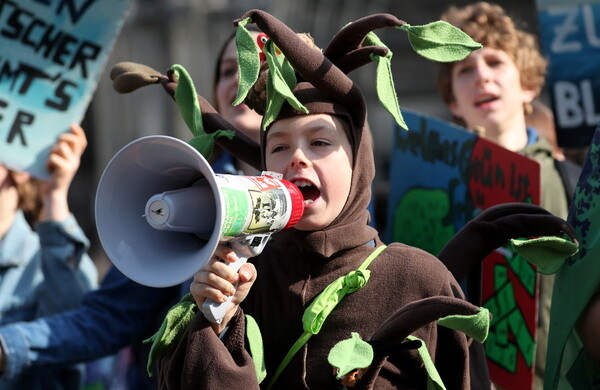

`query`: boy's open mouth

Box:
[293,179,320,205]
[474,94,498,107]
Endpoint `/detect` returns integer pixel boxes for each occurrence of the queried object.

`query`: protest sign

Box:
[536,0,600,147]
[386,110,541,389]
[0,0,132,178]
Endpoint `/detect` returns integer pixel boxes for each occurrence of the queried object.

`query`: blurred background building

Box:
[77,0,544,276]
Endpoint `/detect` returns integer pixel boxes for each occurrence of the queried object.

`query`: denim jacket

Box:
[0,211,97,389]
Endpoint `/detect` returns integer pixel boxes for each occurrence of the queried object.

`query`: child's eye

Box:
[486,59,502,67]
[220,66,237,79]
[270,145,287,153]
[311,139,331,147]
[456,65,472,75]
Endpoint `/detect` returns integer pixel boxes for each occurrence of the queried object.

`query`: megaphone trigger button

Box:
[250,236,264,247]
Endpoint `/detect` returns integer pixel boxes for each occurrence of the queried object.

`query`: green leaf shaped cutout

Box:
[437,307,490,343]
[511,236,579,275]
[398,21,482,63]
[144,293,198,376]
[327,332,374,379]
[233,17,260,106]
[172,64,203,136]
[262,40,307,130]
[363,31,407,130]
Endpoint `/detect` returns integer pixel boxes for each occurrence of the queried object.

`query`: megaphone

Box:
[95,135,304,322]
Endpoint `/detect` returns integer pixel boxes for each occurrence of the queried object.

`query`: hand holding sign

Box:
[39,124,87,223]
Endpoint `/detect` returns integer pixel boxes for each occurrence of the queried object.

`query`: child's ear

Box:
[522,87,537,104]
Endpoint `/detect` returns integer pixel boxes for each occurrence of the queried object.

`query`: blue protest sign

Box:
[385,110,542,388]
[0,0,132,178]
[537,0,600,147]
[385,110,540,253]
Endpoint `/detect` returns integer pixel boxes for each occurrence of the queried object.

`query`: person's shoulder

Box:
[379,242,450,273]
[374,243,457,295]
[522,137,554,160]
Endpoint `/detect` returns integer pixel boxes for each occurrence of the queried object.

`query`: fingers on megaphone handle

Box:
[202,254,249,323]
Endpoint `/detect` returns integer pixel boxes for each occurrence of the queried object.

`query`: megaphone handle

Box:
[202,255,248,323]
[202,234,271,323]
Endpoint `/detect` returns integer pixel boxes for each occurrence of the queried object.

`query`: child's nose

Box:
[289,147,310,168]
[473,62,493,84]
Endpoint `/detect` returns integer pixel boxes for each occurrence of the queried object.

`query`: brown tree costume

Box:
[152,10,491,390]
[110,9,577,390]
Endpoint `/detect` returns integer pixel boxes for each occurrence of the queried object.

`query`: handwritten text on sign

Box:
[0,0,132,178]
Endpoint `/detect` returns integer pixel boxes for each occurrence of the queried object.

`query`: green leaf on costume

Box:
[172,64,203,136]
[397,21,482,63]
[511,236,579,275]
[262,40,308,130]
[144,293,198,377]
[170,64,236,158]
[406,335,446,390]
[363,31,407,130]
[437,307,490,343]
[327,332,374,380]
[233,17,260,106]
[246,314,267,383]
[189,130,235,158]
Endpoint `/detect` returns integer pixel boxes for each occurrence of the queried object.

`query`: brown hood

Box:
[233,10,405,256]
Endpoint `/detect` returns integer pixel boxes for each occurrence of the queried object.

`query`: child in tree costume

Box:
[110,9,578,389]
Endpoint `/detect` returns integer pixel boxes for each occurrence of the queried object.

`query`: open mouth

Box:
[474,95,498,107]
[292,179,320,205]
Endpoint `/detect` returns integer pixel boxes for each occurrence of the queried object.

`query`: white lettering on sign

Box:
[550,8,581,53]
[549,5,600,53]
[554,80,600,128]
[583,4,600,48]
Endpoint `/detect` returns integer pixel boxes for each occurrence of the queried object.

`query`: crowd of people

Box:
[0,2,597,389]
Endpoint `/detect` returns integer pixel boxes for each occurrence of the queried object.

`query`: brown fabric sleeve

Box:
[333,46,389,74]
[437,202,575,283]
[157,309,259,390]
[322,13,406,62]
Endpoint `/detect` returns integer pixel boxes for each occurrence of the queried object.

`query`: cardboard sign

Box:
[536,0,600,147]
[386,110,541,389]
[0,0,132,179]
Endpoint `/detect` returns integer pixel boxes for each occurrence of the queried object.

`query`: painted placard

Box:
[536,0,600,147]
[0,0,132,178]
[385,110,541,388]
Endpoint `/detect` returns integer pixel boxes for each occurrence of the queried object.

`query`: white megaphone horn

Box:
[95,135,304,322]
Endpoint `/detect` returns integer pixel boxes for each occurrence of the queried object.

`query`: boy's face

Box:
[265,114,353,231]
[448,47,536,131]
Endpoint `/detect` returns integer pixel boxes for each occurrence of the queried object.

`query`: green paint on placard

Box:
[505,250,536,296]
[495,318,509,346]
[494,263,508,287]
[487,281,516,322]
[485,325,517,372]
[508,309,535,368]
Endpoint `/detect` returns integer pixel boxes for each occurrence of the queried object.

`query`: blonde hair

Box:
[437,2,547,108]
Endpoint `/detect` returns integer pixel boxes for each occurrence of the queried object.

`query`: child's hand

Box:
[40,124,87,222]
[191,243,257,334]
